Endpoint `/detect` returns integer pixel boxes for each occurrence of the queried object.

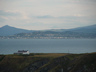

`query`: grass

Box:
[0,54,44,72]
[65,54,83,60]
[0,52,96,72]
[0,53,67,72]
[0,55,5,62]
[33,53,68,58]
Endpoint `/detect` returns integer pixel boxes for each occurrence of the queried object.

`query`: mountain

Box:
[12,30,96,39]
[0,25,33,36]
[46,24,96,33]
[68,24,96,33]
[12,24,96,39]
[0,24,96,38]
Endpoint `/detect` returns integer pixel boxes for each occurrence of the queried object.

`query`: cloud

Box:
[30,15,83,19]
[0,17,6,22]
[0,0,96,30]
[35,15,54,19]
[0,10,20,16]
[0,10,22,24]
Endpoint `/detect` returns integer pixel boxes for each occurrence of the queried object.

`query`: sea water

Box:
[0,39,96,54]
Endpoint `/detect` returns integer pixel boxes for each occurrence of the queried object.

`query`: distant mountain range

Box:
[0,24,96,39]
[0,25,34,36]
[47,24,96,33]
[68,24,96,33]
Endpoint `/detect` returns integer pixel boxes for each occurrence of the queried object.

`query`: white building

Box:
[14,50,30,55]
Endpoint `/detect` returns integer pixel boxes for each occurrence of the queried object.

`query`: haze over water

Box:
[0,39,96,54]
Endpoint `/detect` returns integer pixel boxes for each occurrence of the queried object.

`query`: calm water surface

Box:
[0,39,96,54]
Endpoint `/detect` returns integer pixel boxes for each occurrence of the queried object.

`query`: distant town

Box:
[0,31,96,39]
[0,25,96,39]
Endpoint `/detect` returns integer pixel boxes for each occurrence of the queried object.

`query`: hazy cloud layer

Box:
[0,10,20,16]
[0,0,96,30]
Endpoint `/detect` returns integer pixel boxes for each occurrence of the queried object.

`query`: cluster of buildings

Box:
[14,50,30,55]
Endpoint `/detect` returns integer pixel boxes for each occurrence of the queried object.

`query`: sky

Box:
[0,0,96,30]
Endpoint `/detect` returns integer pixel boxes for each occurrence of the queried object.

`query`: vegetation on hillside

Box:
[0,53,96,72]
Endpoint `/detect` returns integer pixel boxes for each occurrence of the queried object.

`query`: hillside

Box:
[14,31,96,38]
[0,53,96,72]
[0,24,96,38]
[0,25,33,36]
[68,24,96,33]
[46,24,96,33]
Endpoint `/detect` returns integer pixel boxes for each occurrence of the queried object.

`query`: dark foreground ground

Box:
[0,52,96,72]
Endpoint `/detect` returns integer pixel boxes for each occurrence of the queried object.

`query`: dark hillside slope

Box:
[66,53,96,72]
[0,25,33,36]
[0,53,96,72]
[13,31,96,39]
[44,24,96,33]
[68,24,96,33]
[0,24,96,37]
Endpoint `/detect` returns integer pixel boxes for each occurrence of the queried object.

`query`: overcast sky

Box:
[0,0,96,30]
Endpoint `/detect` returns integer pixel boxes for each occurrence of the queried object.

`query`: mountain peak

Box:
[0,25,32,36]
[2,25,12,28]
[4,25,9,26]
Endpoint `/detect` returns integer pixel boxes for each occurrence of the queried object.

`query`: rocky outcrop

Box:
[22,53,96,72]
[68,54,96,72]
[22,56,70,72]
[23,58,49,72]
[0,53,96,72]
[39,56,70,72]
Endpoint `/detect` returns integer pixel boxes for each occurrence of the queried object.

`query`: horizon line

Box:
[0,24,96,31]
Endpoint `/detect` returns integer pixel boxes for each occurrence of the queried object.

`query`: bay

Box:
[0,39,96,54]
